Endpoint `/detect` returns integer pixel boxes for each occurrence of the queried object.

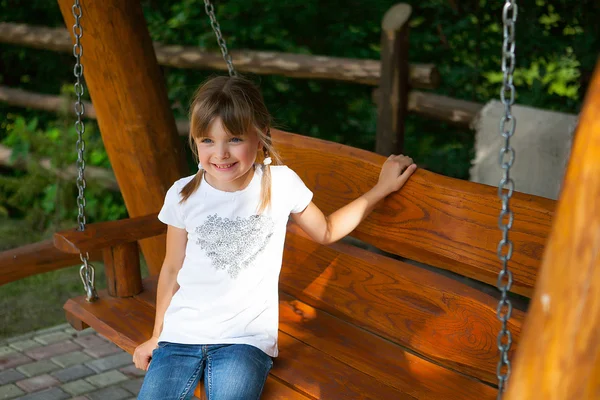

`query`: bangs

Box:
[190,89,256,140]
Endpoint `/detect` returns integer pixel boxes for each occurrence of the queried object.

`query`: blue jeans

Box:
[137,342,273,400]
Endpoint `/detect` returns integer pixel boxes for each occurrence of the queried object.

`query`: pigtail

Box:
[179,169,203,204]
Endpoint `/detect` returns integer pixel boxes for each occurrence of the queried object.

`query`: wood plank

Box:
[136,276,491,399]
[279,293,496,400]
[0,239,102,285]
[53,213,164,254]
[56,0,189,275]
[505,59,600,400]
[273,129,554,297]
[102,242,142,297]
[65,292,311,400]
[281,225,525,385]
[0,21,439,89]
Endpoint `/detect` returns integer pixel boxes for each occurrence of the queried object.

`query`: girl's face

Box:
[196,117,262,192]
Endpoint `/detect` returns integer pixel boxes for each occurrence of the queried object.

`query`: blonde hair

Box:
[180,75,281,213]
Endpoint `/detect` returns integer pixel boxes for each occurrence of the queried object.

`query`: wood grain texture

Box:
[102,243,142,297]
[281,225,524,385]
[0,240,102,285]
[505,59,600,400]
[53,213,164,254]
[278,293,496,400]
[272,129,554,298]
[135,276,494,399]
[56,0,188,275]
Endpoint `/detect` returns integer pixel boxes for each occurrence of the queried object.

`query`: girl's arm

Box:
[151,225,187,338]
[133,224,186,370]
[291,155,416,245]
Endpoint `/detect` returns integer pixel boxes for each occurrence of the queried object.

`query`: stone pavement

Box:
[0,324,144,400]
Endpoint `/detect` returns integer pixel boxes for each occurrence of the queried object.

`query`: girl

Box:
[134,75,416,400]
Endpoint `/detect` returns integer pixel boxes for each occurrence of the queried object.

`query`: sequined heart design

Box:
[194,214,275,278]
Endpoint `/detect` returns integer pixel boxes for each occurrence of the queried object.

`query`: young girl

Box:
[134,75,416,400]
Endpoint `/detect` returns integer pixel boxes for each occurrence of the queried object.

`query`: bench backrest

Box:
[272,129,556,385]
[273,130,555,298]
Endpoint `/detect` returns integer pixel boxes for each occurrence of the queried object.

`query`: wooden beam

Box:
[0,240,102,285]
[505,59,600,399]
[0,21,440,89]
[56,0,189,275]
[376,4,412,155]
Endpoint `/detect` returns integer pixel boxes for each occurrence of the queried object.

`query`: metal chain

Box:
[72,0,97,302]
[496,1,518,397]
[203,0,236,76]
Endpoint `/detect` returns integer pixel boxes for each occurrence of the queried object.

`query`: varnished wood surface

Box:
[0,239,102,285]
[137,276,494,399]
[505,59,600,400]
[53,213,164,254]
[273,129,555,298]
[282,225,524,385]
[56,0,188,275]
[102,243,142,297]
[68,276,497,399]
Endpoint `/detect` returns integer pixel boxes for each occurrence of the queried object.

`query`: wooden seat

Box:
[56,130,555,399]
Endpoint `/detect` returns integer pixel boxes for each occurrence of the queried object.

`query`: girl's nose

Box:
[216,143,230,159]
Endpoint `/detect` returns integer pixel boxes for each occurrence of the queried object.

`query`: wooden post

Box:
[103,243,142,297]
[57,0,189,275]
[504,59,600,399]
[376,4,412,156]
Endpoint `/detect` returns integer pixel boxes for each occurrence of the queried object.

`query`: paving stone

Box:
[85,370,128,388]
[86,386,131,400]
[15,386,70,400]
[51,364,95,383]
[85,352,132,373]
[16,359,60,377]
[15,373,60,393]
[0,383,25,399]
[70,396,90,400]
[0,346,16,357]
[83,343,122,359]
[4,332,35,345]
[0,353,33,371]
[51,351,92,368]
[24,341,80,361]
[33,332,72,346]
[9,340,41,352]
[73,335,106,349]
[61,378,96,396]
[120,377,144,395]
[0,369,26,385]
[119,365,145,378]
[34,325,70,336]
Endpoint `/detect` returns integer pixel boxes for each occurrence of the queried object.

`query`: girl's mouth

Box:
[213,162,237,170]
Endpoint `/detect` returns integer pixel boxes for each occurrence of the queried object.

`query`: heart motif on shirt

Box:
[194,214,275,278]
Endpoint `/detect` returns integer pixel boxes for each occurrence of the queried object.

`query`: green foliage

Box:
[0,89,126,232]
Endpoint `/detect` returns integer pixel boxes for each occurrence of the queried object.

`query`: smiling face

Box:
[196,117,262,192]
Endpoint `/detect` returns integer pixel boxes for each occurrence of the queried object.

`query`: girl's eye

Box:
[200,138,212,144]
[230,137,243,143]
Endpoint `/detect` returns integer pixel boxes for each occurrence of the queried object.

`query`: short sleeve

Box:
[158,182,185,228]
[286,167,313,213]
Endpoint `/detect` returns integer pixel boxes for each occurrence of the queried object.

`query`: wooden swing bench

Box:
[54,130,555,399]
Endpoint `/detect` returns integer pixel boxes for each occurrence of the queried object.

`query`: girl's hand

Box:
[376,154,417,196]
[133,336,159,371]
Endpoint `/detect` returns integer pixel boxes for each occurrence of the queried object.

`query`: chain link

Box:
[72,0,97,302]
[496,1,518,397]
[204,0,236,76]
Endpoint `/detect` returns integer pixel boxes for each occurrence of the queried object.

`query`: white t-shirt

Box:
[157,165,313,357]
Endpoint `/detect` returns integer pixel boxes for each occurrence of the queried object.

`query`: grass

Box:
[0,217,148,340]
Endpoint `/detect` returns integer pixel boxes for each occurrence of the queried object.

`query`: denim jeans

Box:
[137,342,273,400]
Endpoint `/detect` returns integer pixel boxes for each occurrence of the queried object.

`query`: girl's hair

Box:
[179,75,281,213]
